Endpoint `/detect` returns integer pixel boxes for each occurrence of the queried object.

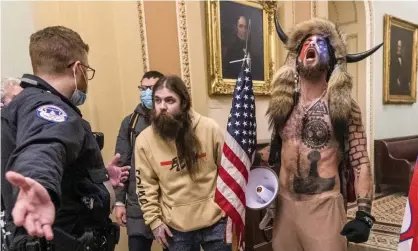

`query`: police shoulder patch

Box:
[36,104,68,123]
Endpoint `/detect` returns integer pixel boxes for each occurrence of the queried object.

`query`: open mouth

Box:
[305,48,317,62]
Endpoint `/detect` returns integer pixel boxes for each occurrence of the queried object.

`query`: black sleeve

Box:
[115,115,132,166]
[114,115,131,204]
[8,96,85,207]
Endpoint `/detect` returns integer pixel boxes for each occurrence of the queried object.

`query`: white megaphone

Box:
[245,167,279,230]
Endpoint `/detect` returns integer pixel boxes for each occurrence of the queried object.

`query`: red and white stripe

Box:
[216,132,254,250]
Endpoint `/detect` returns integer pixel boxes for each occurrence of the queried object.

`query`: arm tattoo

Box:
[348,101,373,214]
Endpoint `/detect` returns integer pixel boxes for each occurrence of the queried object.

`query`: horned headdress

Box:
[266,11,382,131]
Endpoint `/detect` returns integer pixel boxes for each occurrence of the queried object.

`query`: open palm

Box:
[106,153,130,187]
[6,171,55,240]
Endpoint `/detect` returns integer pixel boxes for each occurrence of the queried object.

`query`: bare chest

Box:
[281,100,336,150]
[278,99,340,197]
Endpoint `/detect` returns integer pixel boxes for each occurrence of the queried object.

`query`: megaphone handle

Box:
[259,209,274,230]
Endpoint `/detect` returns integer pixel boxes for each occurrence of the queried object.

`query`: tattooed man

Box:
[265,17,382,251]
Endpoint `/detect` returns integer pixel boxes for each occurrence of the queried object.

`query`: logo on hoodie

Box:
[160,153,207,172]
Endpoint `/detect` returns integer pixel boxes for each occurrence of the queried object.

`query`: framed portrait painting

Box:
[383,14,418,104]
[206,0,277,95]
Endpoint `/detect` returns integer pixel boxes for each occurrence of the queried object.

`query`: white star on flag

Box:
[215,59,257,251]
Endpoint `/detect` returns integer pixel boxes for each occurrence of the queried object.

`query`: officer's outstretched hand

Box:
[107,153,130,187]
[5,171,55,240]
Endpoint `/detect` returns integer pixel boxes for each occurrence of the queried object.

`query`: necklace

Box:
[295,89,327,173]
[300,89,327,123]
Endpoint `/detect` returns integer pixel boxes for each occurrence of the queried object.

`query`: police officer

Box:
[1,25,129,251]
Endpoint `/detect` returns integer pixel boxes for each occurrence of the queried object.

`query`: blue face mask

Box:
[70,88,87,106]
[70,64,88,106]
[141,88,153,109]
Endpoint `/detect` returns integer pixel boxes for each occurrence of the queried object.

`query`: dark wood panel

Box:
[245,202,273,251]
[245,143,274,251]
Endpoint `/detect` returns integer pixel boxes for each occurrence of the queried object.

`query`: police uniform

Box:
[1,74,119,251]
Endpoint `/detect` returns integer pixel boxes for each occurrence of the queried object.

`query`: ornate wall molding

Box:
[292,1,296,25]
[176,0,191,93]
[137,0,149,73]
[330,2,339,23]
[330,1,358,26]
[364,0,375,179]
[364,0,376,181]
[311,0,318,18]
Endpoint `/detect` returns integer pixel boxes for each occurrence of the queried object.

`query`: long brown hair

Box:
[153,76,202,178]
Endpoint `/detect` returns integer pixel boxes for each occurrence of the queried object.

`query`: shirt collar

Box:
[20,74,82,116]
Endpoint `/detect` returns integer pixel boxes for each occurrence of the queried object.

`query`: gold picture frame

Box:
[205,0,277,96]
[383,14,418,104]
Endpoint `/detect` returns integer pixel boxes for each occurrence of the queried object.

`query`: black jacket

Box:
[390,55,411,95]
[1,74,111,241]
[114,104,153,238]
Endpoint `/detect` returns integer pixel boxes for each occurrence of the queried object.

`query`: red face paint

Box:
[298,35,329,63]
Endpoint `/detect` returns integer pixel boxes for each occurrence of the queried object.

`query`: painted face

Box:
[298,35,329,66]
[397,40,402,56]
[154,87,181,116]
[237,16,248,40]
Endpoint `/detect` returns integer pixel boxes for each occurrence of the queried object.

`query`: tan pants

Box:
[272,193,347,251]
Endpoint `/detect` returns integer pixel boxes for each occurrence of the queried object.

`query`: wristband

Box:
[356,210,375,228]
[115,201,125,207]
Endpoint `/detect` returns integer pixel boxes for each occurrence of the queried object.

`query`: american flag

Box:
[398,156,418,251]
[215,59,257,250]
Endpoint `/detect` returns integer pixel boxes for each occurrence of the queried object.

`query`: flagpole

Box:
[241,18,252,73]
[236,18,252,251]
[219,16,255,251]
[229,18,252,75]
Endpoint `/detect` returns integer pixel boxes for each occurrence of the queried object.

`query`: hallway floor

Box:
[348,244,389,251]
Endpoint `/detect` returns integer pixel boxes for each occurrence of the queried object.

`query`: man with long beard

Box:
[265,16,382,251]
[113,70,163,251]
[134,76,231,251]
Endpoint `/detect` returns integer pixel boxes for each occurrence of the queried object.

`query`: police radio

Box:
[92,132,104,150]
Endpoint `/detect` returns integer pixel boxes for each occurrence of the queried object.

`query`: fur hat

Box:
[267,17,382,131]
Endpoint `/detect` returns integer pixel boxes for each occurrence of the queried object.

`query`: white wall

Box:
[1,1,35,78]
[373,1,418,139]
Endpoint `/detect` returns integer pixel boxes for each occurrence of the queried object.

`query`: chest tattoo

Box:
[283,100,336,195]
[293,150,336,195]
[301,101,331,150]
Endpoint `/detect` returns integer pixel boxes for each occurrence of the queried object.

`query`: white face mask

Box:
[70,64,88,106]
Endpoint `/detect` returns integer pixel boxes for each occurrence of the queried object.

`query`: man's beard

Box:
[298,57,329,81]
[151,109,202,177]
[151,110,187,140]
